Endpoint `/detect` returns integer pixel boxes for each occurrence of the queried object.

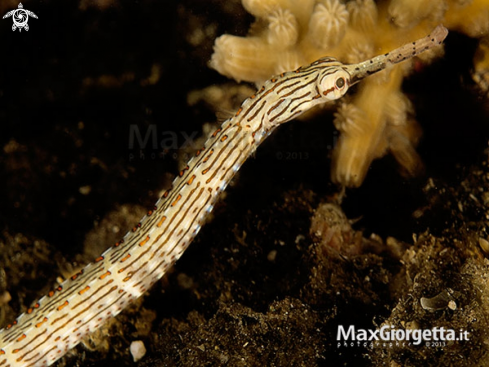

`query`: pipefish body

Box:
[0,25,448,366]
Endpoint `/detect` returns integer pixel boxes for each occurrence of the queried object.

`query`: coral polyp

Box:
[307,0,349,50]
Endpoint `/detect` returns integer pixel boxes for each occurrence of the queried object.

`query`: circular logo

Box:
[12,9,28,28]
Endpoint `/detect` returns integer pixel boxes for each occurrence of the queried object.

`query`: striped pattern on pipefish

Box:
[0,25,447,366]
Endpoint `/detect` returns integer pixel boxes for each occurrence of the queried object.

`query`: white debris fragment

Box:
[130,340,147,362]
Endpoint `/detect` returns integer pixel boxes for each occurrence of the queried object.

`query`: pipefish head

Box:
[316,25,449,100]
[313,57,352,101]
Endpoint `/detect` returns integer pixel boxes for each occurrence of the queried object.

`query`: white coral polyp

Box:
[388,0,446,28]
[347,0,377,32]
[210,35,276,83]
[333,102,369,137]
[266,8,299,47]
[242,0,268,17]
[308,0,349,51]
[384,92,413,127]
[342,38,374,64]
[273,49,303,74]
[242,0,288,18]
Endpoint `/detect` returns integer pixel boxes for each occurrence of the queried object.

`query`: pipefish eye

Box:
[336,77,345,89]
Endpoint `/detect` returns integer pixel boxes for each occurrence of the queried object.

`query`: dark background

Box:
[0,1,488,366]
[0,0,486,254]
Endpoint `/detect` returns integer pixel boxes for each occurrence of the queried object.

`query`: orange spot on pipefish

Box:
[187,175,196,185]
[16,334,26,342]
[120,254,131,263]
[157,216,167,228]
[78,286,90,295]
[56,301,69,311]
[171,194,182,207]
[139,235,150,247]
[99,271,111,279]
[35,317,48,328]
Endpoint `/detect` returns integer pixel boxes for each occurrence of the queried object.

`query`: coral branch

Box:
[210,0,487,186]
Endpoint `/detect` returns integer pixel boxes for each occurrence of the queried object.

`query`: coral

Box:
[308,0,349,50]
[388,0,447,28]
[210,0,489,187]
